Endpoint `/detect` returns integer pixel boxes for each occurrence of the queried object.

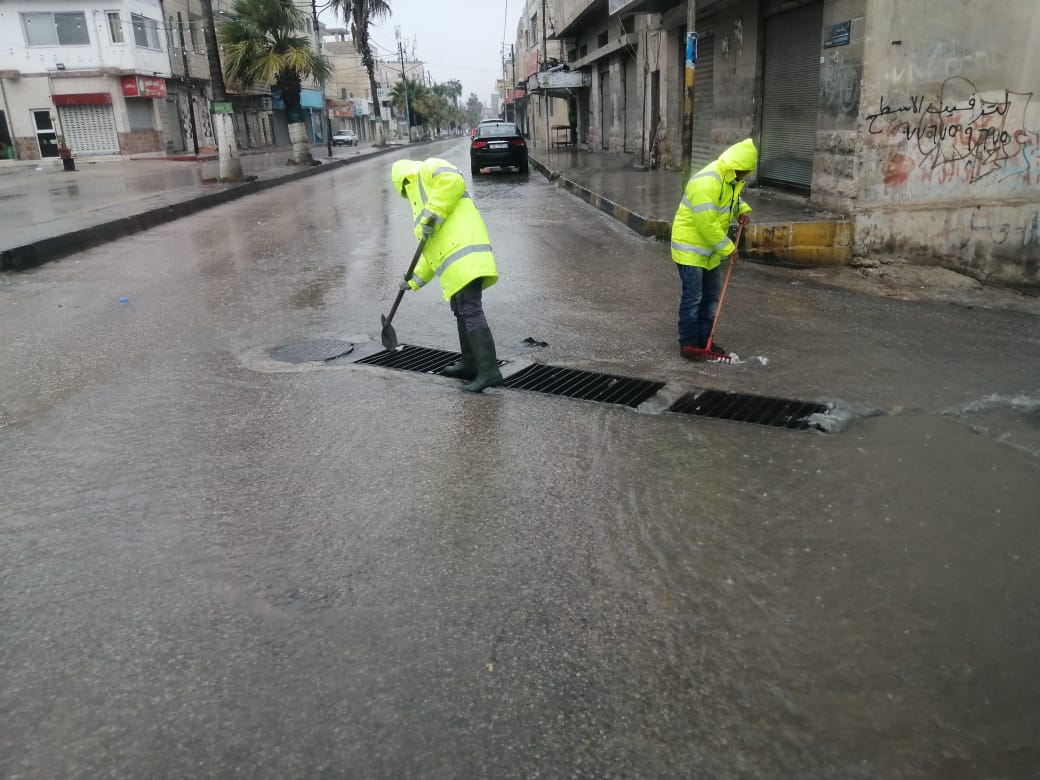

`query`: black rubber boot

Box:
[441,321,476,379]
[461,327,503,393]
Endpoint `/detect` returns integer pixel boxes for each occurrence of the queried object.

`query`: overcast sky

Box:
[318,0,514,104]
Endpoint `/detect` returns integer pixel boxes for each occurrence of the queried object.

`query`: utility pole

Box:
[682,2,697,172]
[178,13,200,155]
[199,0,243,179]
[509,44,517,124]
[396,26,411,141]
[311,0,333,158]
[542,0,548,151]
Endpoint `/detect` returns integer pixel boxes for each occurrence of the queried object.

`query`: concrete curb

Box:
[530,153,854,265]
[530,155,670,241]
[0,145,404,272]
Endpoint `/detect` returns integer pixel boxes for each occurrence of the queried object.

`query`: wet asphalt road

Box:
[1,139,1039,778]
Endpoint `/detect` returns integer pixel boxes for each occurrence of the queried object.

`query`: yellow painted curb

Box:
[744,221,854,265]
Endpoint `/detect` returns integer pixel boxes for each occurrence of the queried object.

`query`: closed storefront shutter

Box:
[125,97,154,131]
[162,95,186,152]
[690,34,715,173]
[760,2,823,189]
[59,104,119,155]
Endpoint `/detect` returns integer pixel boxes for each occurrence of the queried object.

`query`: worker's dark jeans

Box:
[450,278,489,332]
[676,262,722,346]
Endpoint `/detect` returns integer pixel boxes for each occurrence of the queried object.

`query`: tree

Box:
[199,0,242,179]
[391,77,428,130]
[219,0,331,165]
[464,93,483,128]
[328,0,392,145]
[438,79,462,109]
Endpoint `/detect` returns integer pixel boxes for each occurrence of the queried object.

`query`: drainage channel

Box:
[502,363,664,408]
[355,345,835,431]
[354,344,463,374]
[667,389,829,431]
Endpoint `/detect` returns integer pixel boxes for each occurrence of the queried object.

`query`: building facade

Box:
[0,1,176,159]
[522,0,1039,287]
[512,0,573,152]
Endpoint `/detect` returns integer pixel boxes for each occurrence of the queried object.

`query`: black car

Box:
[470,122,528,175]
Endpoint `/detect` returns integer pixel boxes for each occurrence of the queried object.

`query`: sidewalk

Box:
[529,148,854,265]
[2,137,856,274]
[0,142,400,271]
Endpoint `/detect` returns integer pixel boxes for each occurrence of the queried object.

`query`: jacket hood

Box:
[391,159,422,194]
[717,138,758,174]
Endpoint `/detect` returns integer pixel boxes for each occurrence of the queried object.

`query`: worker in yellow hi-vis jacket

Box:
[671,138,757,360]
[391,158,503,393]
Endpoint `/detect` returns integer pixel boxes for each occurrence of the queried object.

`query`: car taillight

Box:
[510,138,526,147]
[472,140,488,149]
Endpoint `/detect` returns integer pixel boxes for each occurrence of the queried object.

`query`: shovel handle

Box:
[704,223,744,350]
[384,236,428,326]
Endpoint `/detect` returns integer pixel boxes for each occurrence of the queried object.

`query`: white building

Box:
[0,1,176,158]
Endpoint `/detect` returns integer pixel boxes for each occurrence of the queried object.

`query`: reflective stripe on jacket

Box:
[671,138,756,269]
[391,158,498,300]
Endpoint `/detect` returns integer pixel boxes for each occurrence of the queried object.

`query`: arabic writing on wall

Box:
[864,77,1037,188]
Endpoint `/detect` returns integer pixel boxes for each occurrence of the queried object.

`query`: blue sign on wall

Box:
[824,21,851,48]
[686,32,698,68]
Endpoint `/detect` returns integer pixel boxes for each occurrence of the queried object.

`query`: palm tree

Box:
[443,79,462,109]
[219,0,331,165]
[391,77,428,133]
[328,0,392,145]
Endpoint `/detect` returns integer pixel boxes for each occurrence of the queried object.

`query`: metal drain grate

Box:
[668,389,829,430]
[502,364,664,408]
[354,345,463,374]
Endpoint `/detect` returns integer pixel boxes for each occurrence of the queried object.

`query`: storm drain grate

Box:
[355,346,837,430]
[668,389,829,430]
[502,364,665,408]
[355,345,463,374]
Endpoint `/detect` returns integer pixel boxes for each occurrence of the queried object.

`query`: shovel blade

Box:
[380,313,398,350]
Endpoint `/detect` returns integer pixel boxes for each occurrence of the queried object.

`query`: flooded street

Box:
[2,140,1038,778]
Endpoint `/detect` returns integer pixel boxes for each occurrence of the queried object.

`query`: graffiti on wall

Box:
[967,209,1040,251]
[887,41,1002,88]
[821,50,861,116]
[865,77,1037,187]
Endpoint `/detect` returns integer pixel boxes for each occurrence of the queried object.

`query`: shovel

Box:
[380,236,428,350]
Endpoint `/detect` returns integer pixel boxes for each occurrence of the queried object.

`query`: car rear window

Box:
[477,123,518,138]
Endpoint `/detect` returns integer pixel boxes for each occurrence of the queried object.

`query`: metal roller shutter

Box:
[58,104,119,155]
[689,34,715,173]
[162,95,186,152]
[760,2,823,189]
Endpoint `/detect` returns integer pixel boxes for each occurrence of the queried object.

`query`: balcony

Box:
[609,0,722,15]
[608,0,679,13]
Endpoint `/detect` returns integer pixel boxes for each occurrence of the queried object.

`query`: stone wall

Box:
[856,0,1040,287]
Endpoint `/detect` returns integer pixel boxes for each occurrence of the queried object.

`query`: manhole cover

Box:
[270,339,355,364]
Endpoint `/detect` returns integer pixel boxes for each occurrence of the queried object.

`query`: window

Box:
[107,12,124,44]
[131,14,162,50]
[189,14,201,52]
[597,31,608,48]
[531,15,538,43]
[21,12,90,46]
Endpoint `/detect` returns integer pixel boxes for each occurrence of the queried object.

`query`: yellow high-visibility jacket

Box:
[671,138,757,270]
[390,158,498,300]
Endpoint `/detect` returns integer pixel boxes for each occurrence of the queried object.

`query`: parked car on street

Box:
[470,122,528,175]
[332,130,358,146]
